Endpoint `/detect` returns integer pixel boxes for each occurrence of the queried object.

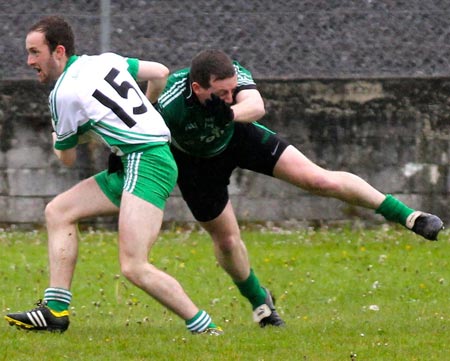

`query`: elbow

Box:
[257,106,266,119]
[138,61,169,82]
[56,149,77,167]
[158,65,170,80]
[255,102,266,120]
[61,158,76,167]
[162,65,170,78]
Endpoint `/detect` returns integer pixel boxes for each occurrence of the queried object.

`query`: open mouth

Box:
[31,66,41,74]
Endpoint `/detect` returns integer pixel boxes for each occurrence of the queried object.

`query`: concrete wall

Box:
[1,78,449,228]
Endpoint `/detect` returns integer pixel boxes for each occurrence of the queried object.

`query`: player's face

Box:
[196,74,238,105]
[25,31,61,83]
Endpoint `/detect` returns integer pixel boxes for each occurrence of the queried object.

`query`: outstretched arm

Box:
[138,61,170,104]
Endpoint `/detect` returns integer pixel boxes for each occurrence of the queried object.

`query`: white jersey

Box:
[49,53,170,155]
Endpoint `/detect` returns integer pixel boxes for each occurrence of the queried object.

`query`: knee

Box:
[45,198,63,225]
[119,257,146,285]
[120,260,138,283]
[302,172,341,194]
[213,233,242,254]
[45,196,79,226]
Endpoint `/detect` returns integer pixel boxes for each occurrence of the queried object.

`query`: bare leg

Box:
[273,145,386,209]
[199,200,284,325]
[45,177,118,288]
[199,201,250,282]
[118,191,199,320]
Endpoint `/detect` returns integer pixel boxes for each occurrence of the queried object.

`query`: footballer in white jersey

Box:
[50,52,171,155]
[7,16,221,336]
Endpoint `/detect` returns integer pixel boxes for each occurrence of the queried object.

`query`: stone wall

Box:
[1,78,449,228]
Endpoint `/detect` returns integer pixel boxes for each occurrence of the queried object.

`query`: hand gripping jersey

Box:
[157,61,256,158]
[50,53,170,155]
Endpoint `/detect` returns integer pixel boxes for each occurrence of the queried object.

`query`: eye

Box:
[216,90,229,97]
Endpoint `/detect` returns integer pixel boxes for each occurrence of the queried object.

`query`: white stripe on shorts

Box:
[124,152,142,193]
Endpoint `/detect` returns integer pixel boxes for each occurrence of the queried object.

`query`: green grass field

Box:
[0,224,449,360]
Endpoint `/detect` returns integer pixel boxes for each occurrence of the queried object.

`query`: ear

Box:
[191,81,202,95]
[54,44,66,58]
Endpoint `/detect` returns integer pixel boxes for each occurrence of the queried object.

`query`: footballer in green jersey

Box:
[154,49,443,328]
[158,61,256,158]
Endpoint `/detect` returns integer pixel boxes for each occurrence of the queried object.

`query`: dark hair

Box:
[190,50,235,88]
[28,15,75,56]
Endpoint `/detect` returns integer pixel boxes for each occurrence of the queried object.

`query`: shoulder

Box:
[82,53,130,72]
[232,61,255,87]
[97,52,126,62]
[232,60,250,74]
[52,58,84,102]
[168,67,190,84]
[159,68,190,108]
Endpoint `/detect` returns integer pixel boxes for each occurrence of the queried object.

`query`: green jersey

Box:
[157,61,256,157]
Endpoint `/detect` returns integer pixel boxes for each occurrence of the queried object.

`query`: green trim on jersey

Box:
[158,61,256,158]
[54,121,92,150]
[50,55,80,136]
[55,118,169,153]
[50,53,170,155]
[126,58,139,80]
[93,119,168,153]
[50,57,79,127]
[64,55,79,71]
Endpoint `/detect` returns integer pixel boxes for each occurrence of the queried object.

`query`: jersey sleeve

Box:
[126,58,139,80]
[52,90,93,150]
[157,70,188,129]
[233,61,257,93]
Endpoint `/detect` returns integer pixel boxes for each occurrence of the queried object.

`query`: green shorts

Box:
[94,143,178,210]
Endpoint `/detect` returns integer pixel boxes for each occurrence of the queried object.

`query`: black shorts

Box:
[171,122,290,222]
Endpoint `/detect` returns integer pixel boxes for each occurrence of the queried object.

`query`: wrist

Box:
[229,107,235,121]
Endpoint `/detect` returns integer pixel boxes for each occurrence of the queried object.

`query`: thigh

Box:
[94,169,124,207]
[51,176,119,221]
[122,144,178,210]
[273,144,342,191]
[118,191,164,260]
[232,123,290,176]
[172,146,234,222]
[199,200,240,239]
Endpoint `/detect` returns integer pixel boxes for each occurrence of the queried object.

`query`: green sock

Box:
[44,287,72,312]
[185,310,214,333]
[46,300,68,312]
[234,269,267,310]
[375,194,415,226]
